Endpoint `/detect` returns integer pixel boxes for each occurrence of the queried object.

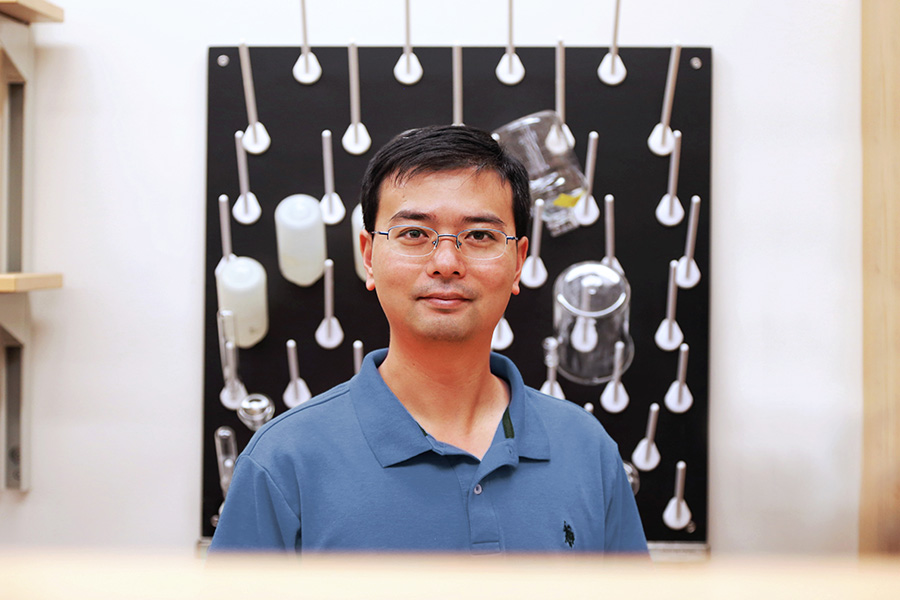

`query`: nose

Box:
[428,234,466,277]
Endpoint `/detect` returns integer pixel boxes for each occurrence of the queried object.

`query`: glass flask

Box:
[237,393,275,431]
[492,110,586,237]
[553,261,634,385]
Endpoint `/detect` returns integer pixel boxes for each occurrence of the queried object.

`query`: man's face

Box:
[360,168,528,346]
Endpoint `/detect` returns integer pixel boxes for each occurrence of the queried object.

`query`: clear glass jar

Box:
[492,110,585,237]
[553,261,634,385]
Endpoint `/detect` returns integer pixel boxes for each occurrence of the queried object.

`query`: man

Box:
[209,125,647,554]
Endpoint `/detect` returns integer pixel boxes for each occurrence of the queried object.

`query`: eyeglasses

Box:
[371,225,519,260]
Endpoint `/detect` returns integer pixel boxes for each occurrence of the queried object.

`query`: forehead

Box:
[376,168,515,226]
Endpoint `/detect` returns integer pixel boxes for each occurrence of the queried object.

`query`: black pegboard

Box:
[202,46,711,544]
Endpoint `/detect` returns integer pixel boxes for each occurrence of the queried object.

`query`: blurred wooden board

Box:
[861,0,900,553]
[2,553,900,600]
[0,272,62,292]
[0,0,63,23]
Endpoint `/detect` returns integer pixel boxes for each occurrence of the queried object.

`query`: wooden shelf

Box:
[3,553,900,600]
[0,0,63,23]
[0,272,62,292]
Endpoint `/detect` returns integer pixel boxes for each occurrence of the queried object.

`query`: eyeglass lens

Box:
[386,226,509,259]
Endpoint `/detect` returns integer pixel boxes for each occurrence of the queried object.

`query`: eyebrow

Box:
[388,210,508,228]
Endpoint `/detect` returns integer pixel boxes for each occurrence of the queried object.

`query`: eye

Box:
[463,229,498,243]
[393,227,432,243]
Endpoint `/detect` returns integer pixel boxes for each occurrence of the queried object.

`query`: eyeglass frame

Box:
[370,225,520,260]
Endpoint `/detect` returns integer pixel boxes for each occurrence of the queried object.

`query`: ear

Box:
[510,236,529,296]
[360,230,376,291]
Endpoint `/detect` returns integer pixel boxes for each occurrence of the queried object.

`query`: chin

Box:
[407,314,481,344]
[415,324,472,343]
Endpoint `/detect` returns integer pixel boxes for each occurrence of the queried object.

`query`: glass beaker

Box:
[492,110,586,237]
[553,261,634,385]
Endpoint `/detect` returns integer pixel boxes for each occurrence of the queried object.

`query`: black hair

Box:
[359,125,531,238]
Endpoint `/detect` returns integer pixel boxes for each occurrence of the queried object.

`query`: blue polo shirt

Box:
[209,349,647,554]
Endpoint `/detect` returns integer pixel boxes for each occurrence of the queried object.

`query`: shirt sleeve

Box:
[208,455,301,553]
[603,451,649,554]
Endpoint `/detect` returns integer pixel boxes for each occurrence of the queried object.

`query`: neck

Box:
[378,335,508,459]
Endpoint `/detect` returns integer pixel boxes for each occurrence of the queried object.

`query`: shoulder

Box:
[523,385,621,455]
[523,385,603,428]
[241,381,355,459]
[491,351,621,456]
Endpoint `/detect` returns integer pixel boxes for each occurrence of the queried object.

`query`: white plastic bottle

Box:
[274,194,326,286]
[216,256,268,348]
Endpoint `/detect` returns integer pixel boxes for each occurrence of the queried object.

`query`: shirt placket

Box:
[462,439,518,554]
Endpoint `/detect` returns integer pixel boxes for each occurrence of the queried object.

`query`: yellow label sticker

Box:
[554,192,582,208]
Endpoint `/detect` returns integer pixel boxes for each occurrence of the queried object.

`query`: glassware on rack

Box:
[492,110,587,237]
[552,261,634,385]
[214,426,237,498]
[237,393,275,431]
[539,337,565,399]
[216,310,247,409]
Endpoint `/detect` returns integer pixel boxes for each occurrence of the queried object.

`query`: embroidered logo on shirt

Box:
[563,521,575,548]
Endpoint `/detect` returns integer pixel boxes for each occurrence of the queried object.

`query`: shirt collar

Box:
[489,352,551,461]
[350,349,550,468]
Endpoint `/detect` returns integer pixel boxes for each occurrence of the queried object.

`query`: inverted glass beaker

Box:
[553,261,634,385]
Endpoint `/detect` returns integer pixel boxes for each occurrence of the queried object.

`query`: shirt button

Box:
[473,484,483,495]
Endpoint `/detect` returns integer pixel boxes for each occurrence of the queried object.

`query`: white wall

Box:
[0,0,861,554]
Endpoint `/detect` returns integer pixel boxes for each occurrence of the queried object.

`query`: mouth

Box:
[418,291,472,308]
